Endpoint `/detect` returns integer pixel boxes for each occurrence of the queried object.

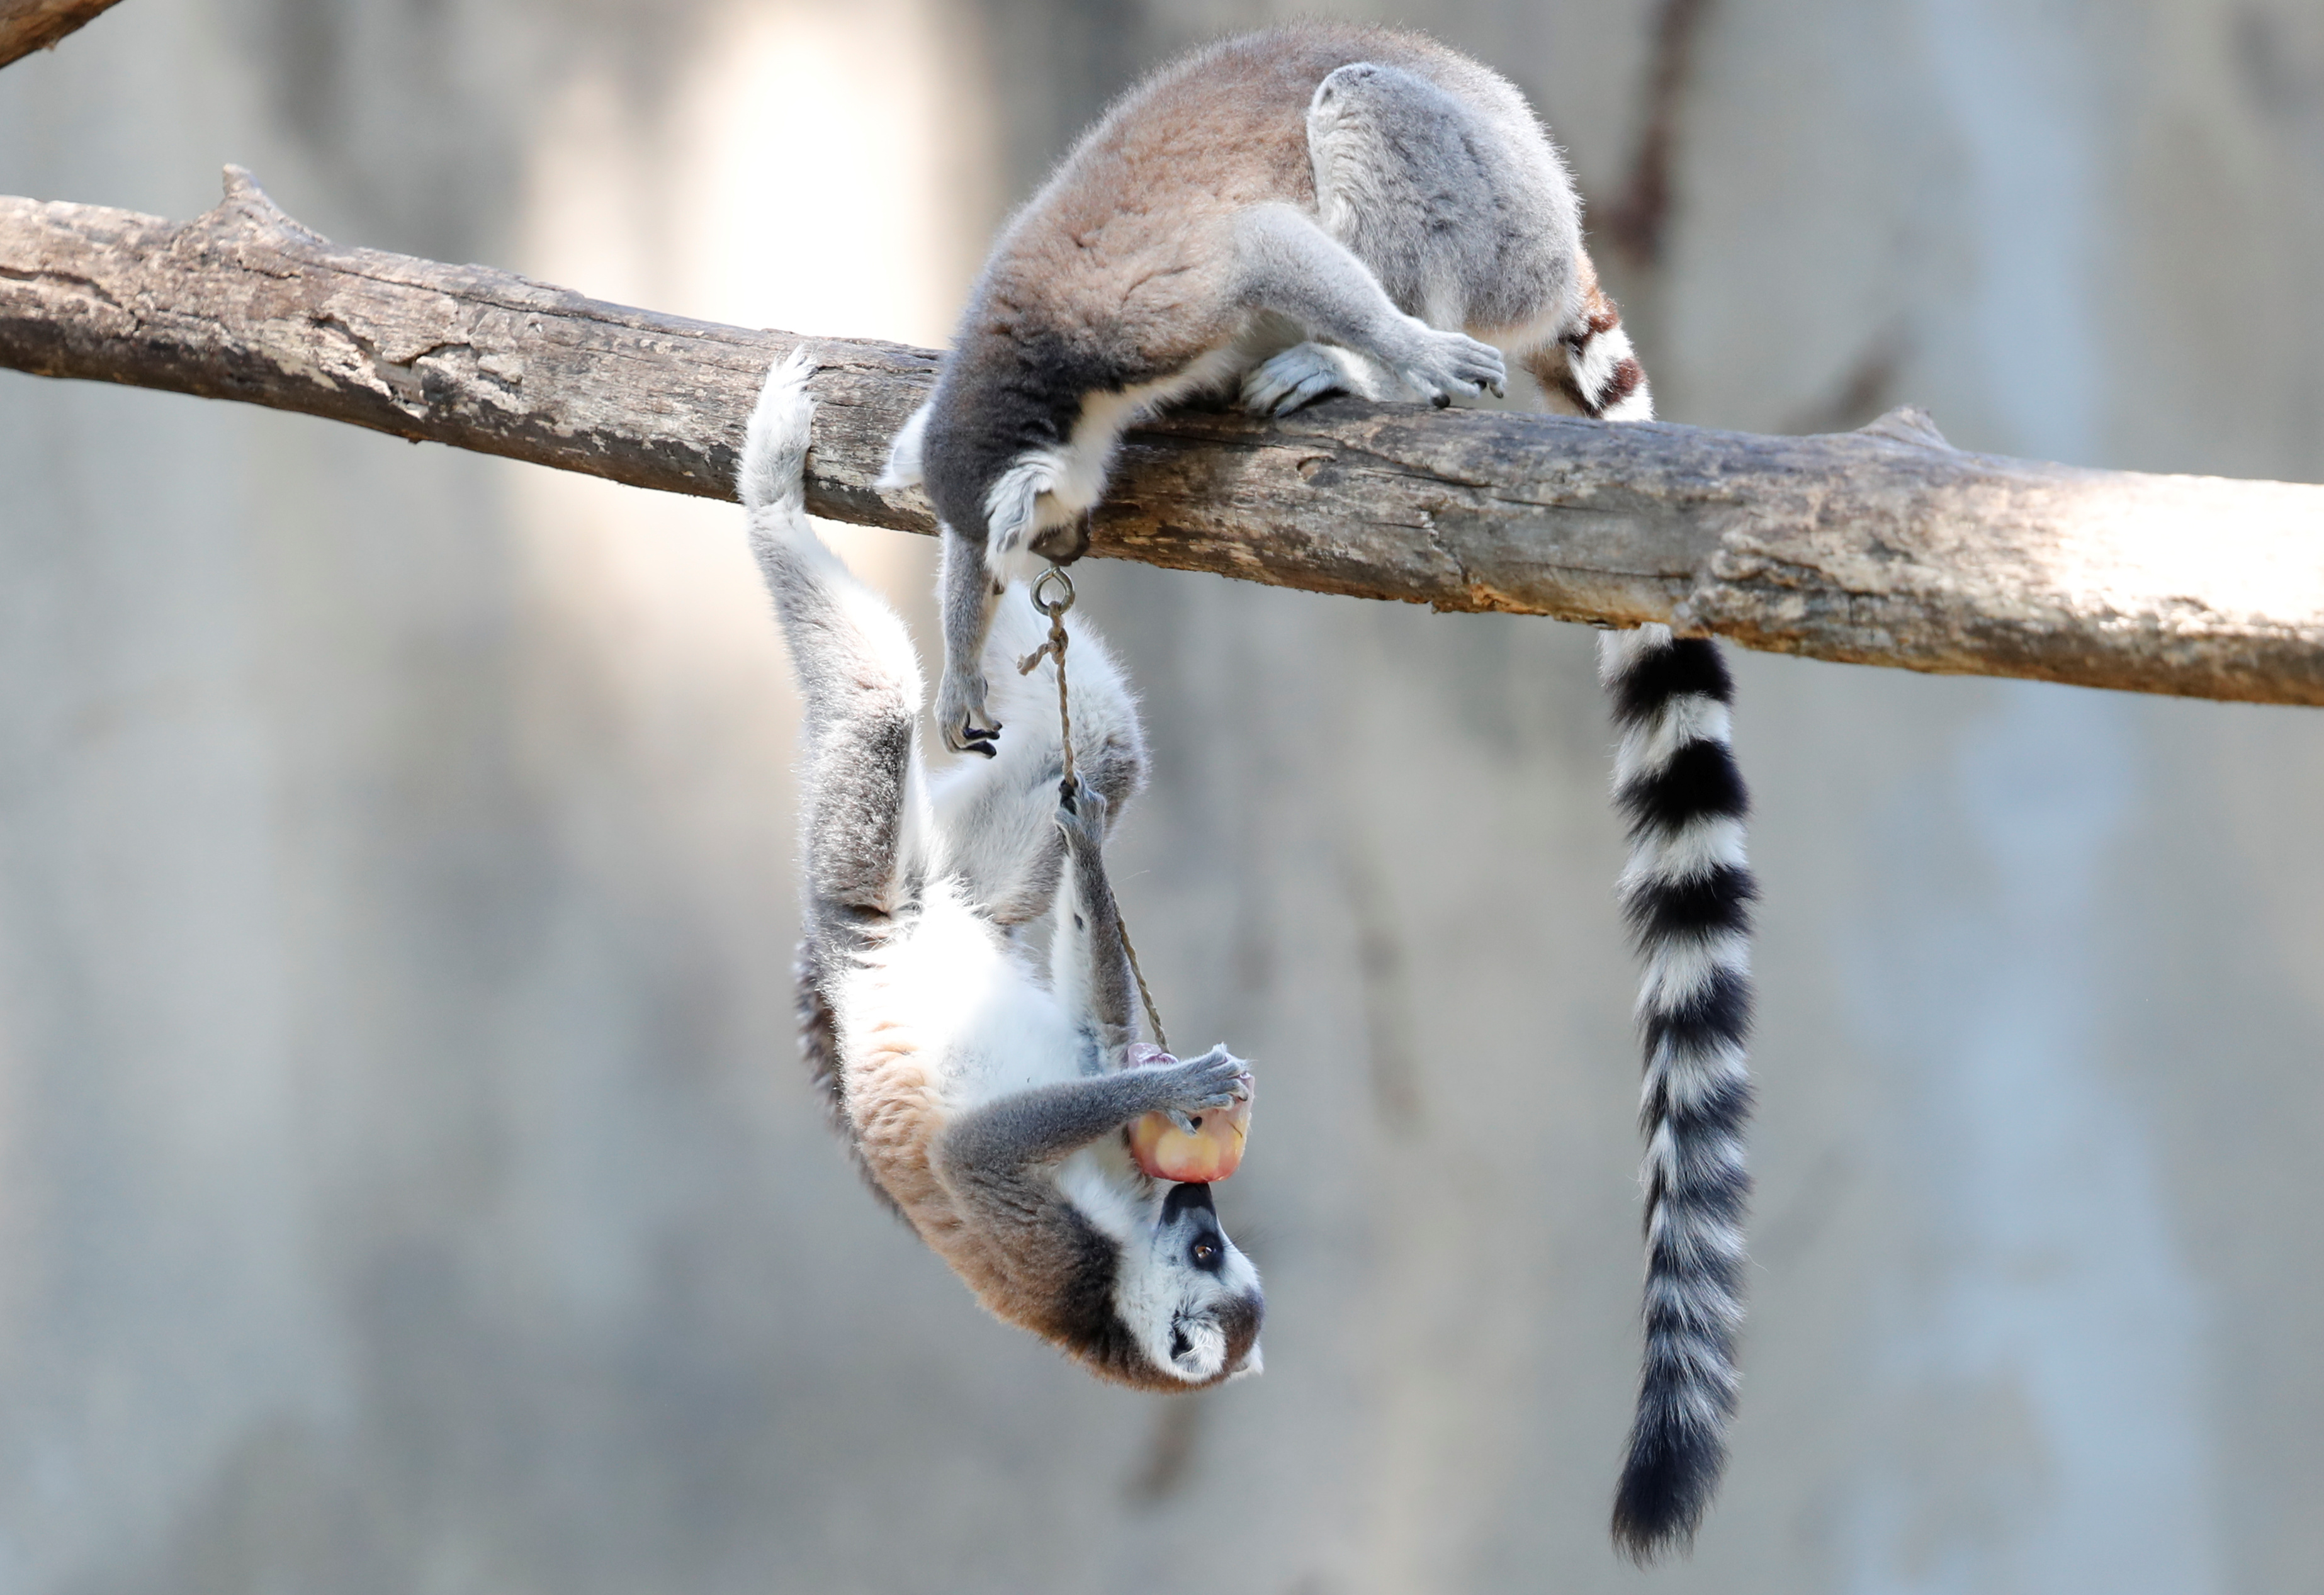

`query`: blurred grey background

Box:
[3,0,2323,1590]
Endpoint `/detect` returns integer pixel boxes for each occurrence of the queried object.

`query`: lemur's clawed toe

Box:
[944,711,1001,757]
[1055,781,1108,844]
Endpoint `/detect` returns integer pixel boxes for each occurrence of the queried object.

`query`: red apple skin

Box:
[1124,1051,1253,1183]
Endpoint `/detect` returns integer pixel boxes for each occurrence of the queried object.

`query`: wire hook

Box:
[1030,565,1076,617]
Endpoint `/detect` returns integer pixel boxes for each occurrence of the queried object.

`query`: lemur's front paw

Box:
[1241,342,1354,417]
[1055,779,1108,845]
[1154,1045,1254,1117]
[1392,325,1506,407]
[938,668,1000,758]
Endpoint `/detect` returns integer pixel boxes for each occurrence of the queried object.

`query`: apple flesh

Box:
[1124,1044,1252,1183]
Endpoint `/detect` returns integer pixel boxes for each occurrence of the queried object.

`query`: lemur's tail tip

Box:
[1610,1438,1722,1564]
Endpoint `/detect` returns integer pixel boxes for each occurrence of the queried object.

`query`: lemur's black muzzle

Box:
[1161,1181,1216,1222]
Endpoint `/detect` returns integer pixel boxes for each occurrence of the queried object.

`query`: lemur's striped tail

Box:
[1599,624,1755,1562]
[1545,283,1656,420]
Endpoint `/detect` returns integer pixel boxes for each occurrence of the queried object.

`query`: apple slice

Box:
[1124,1044,1253,1183]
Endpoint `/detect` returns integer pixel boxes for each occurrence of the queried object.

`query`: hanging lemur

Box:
[867,24,1756,1560]
[742,353,1266,1392]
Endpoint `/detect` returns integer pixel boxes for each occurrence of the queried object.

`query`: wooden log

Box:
[4,167,2321,705]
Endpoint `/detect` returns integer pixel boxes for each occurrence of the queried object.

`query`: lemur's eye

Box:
[1191,1240,1221,1270]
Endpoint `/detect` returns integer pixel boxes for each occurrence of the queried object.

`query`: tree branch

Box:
[4,168,2321,706]
[0,0,127,69]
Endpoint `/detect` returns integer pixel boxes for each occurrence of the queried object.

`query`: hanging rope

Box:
[1018,566,1171,1055]
[1020,566,1080,796]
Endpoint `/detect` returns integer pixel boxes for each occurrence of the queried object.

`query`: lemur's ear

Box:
[877,402,932,490]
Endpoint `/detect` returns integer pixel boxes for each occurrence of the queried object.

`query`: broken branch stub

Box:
[0,0,130,70]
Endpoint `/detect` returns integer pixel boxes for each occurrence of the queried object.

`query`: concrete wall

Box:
[2,1,2321,1590]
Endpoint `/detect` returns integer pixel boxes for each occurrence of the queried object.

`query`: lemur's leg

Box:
[937,531,1004,759]
[879,405,1008,764]
[1251,59,1579,417]
[1229,203,1504,415]
[929,595,1148,926]
[1049,781,1138,1059]
[740,353,927,920]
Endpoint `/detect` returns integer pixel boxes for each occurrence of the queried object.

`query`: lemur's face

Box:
[1119,1181,1265,1384]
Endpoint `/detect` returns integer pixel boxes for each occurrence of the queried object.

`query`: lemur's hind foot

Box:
[1241,342,1363,415]
[1056,779,1107,840]
[739,349,815,516]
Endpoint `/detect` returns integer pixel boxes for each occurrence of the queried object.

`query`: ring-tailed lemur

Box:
[876,25,1752,1557]
[742,352,1263,1390]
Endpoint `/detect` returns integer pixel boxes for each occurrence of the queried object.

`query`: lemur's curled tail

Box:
[1599,624,1756,1561]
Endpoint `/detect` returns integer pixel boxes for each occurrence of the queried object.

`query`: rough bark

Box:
[0,0,126,68]
[4,168,2321,706]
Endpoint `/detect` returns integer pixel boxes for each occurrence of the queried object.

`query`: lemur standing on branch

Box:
[742,353,1265,1391]
[877,24,1754,1558]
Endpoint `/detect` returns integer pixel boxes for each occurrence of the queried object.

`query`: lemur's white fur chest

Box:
[832,881,1147,1242]
[835,881,1082,1109]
